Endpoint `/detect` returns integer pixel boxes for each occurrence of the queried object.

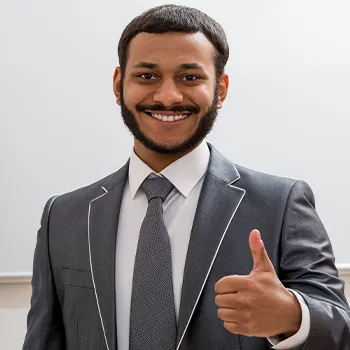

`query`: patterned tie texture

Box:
[129,176,177,350]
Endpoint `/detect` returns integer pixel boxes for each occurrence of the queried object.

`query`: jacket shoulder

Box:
[49,161,129,211]
[234,163,302,201]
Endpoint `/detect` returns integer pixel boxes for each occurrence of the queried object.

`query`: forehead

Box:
[125,32,216,72]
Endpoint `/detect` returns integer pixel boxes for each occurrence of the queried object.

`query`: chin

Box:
[151,141,185,152]
[141,136,200,155]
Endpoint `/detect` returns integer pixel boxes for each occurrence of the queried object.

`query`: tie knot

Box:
[142,176,174,202]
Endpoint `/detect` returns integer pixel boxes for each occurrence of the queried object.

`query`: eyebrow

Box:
[133,61,204,71]
[133,61,159,69]
[179,63,204,70]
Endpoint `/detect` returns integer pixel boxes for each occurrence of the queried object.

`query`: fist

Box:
[215,229,301,338]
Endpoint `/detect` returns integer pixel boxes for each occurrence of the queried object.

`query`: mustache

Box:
[136,103,200,114]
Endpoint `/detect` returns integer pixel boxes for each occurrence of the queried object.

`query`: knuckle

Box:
[217,308,224,319]
[224,321,236,333]
[241,324,252,336]
[247,278,258,290]
[246,322,256,336]
[243,310,252,322]
[245,294,257,307]
[236,297,247,309]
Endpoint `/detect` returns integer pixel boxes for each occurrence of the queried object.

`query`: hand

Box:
[215,229,301,338]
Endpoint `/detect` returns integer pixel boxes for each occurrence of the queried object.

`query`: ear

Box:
[113,67,122,105]
[217,73,229,109]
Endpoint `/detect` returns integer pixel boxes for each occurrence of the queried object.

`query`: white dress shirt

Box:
[115,141,310,350]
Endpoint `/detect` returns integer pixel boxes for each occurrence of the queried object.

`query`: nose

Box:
[152,79,184,107]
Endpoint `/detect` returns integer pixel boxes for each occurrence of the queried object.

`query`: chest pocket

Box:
[59,267,97,319]
[60,267,94,289]
[59,267,105,349]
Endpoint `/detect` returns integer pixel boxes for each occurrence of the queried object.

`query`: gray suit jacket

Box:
[23,145,350,350]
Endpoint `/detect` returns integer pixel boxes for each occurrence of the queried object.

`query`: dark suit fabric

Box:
[23,145,350,350]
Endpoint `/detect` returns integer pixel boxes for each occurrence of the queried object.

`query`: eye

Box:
[139,73,157,80]
[182,75,198,82]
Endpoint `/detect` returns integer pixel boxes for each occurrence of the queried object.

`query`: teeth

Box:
[150,113,189,122]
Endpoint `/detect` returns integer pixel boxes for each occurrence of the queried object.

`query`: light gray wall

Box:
[1,0,350,273]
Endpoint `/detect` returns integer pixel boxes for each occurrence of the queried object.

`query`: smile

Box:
[143,111,192,122]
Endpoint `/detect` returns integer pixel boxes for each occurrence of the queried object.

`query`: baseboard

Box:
[0,272,32,284]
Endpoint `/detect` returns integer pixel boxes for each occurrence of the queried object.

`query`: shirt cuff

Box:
[268,289,310,350]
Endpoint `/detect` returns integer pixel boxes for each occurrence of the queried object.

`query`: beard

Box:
[119,85,219,155]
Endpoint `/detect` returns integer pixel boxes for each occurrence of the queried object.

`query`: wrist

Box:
[281,290,302,337]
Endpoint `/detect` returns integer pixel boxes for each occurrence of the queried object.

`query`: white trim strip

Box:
[176,184,246,350]
[88,186,110,350]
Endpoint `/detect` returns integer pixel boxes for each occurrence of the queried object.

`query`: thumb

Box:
[249,229,275,273]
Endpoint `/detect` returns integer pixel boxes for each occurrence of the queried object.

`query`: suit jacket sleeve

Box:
[22,196,66,350]
[280,180,350,350]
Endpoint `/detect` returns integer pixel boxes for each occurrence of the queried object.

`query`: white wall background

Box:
[1,0,350,273]
[1,1,350,349]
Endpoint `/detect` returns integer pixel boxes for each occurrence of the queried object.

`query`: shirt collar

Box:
[128,140,210,199]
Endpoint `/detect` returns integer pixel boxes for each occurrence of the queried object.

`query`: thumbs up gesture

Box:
[215,230,302,338]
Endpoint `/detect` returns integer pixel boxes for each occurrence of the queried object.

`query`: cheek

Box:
[122,83,150,107]
[186,85,214,109]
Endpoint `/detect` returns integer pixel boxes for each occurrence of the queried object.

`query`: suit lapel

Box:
[85,146,245,349]
[88,163,129,350]
[176,145,246,348]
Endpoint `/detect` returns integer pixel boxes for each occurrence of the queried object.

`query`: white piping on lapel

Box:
[176,169,246,350]
[88,186,109,350]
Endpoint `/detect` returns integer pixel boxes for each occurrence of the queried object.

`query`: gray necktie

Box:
[129,176,177,350]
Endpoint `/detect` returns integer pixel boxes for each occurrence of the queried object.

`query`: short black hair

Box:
[118,4,229,78]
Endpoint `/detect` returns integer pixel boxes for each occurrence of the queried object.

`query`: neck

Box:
[133,140,198,173]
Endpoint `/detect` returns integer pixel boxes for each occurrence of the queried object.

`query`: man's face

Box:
[114,32,227,154]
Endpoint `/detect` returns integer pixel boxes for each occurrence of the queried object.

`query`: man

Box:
[23,4,350,350]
